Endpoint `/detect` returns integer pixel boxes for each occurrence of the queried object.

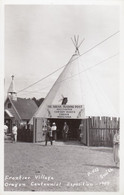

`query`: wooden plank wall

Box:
[88,117,120,147]
[81,119,87,145]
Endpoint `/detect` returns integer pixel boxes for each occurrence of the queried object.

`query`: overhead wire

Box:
[20,52,119,95]
[79,31,119,57]
[17,30,119,94]
[17,65,65,93]
[43,53,119,87]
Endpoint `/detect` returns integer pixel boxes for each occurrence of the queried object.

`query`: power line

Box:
[43,53,119,86]
[80,31,119,57]
[19,52,119,95]
[80,53,119,72]
[17,65,64,93]
[17,31,119,94]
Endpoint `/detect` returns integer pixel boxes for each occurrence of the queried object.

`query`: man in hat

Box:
[51,122,57,141]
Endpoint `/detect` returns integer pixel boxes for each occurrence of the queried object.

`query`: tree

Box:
[32,97,44,107]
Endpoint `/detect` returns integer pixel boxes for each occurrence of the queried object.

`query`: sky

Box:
[4,4,120,114]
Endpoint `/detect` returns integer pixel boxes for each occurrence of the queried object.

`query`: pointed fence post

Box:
[33,117,36,143]
[86,117,90,146]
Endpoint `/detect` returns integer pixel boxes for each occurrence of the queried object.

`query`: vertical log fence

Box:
[81,117,120,147]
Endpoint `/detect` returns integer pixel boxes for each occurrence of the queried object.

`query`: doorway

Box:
[48,119,81,140]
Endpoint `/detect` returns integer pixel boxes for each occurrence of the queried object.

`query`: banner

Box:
[47,105,85,119]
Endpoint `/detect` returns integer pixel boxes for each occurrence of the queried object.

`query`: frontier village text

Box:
[4,168,112,189]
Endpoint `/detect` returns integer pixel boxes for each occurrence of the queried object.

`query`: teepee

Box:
[30,36,117,124]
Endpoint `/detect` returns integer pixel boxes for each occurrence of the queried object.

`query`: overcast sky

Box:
[4,5,120,114]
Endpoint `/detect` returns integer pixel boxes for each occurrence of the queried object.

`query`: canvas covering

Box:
[29,52,118,125]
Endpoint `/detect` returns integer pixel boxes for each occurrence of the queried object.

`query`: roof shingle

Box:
[11,97,38,120]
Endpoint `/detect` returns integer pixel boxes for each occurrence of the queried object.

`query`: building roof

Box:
[11,97,38,120]
[5,109,14,118]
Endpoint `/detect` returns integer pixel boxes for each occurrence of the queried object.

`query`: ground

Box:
[4,139,119,192]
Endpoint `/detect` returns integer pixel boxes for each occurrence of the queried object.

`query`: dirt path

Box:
[4,141,119,191]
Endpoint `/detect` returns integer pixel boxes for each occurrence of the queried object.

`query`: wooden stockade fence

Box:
[81,117,120,147]
[17,127,33,142]
[16,117,119,147]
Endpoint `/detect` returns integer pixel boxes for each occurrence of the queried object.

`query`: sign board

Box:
[47,105,85,119]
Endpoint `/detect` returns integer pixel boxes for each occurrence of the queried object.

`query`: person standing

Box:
[62,122,69,141]
[78,121,84,141]
[45,121,53,146]
[12,124,18,143]
[4,124,8,135]
[51,122,57,141]
[4,124,8,140]
[113,130,120,166]
[42,124,47,136]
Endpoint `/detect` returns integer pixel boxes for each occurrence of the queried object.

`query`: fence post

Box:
[87,117,90,146]
[33,117,36,143]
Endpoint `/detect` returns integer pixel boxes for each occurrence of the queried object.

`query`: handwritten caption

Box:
[4,174,61,188]
[4,168,113,189]
[87,167,113,180]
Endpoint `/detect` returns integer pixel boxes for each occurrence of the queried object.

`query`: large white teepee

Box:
[29,49,118,124]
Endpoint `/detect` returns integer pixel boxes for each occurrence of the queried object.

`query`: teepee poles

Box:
[71,35,85,55]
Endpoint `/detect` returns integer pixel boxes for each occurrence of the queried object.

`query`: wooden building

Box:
[4,76,38,133]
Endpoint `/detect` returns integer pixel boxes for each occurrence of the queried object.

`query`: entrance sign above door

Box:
[47,105,85,119]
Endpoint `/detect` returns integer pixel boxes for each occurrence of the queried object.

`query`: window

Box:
[8,103,11,108]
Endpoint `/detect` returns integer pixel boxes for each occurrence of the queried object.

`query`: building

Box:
[4,76,38,133]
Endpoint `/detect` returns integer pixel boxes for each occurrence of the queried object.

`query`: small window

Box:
[8,103,11,108]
